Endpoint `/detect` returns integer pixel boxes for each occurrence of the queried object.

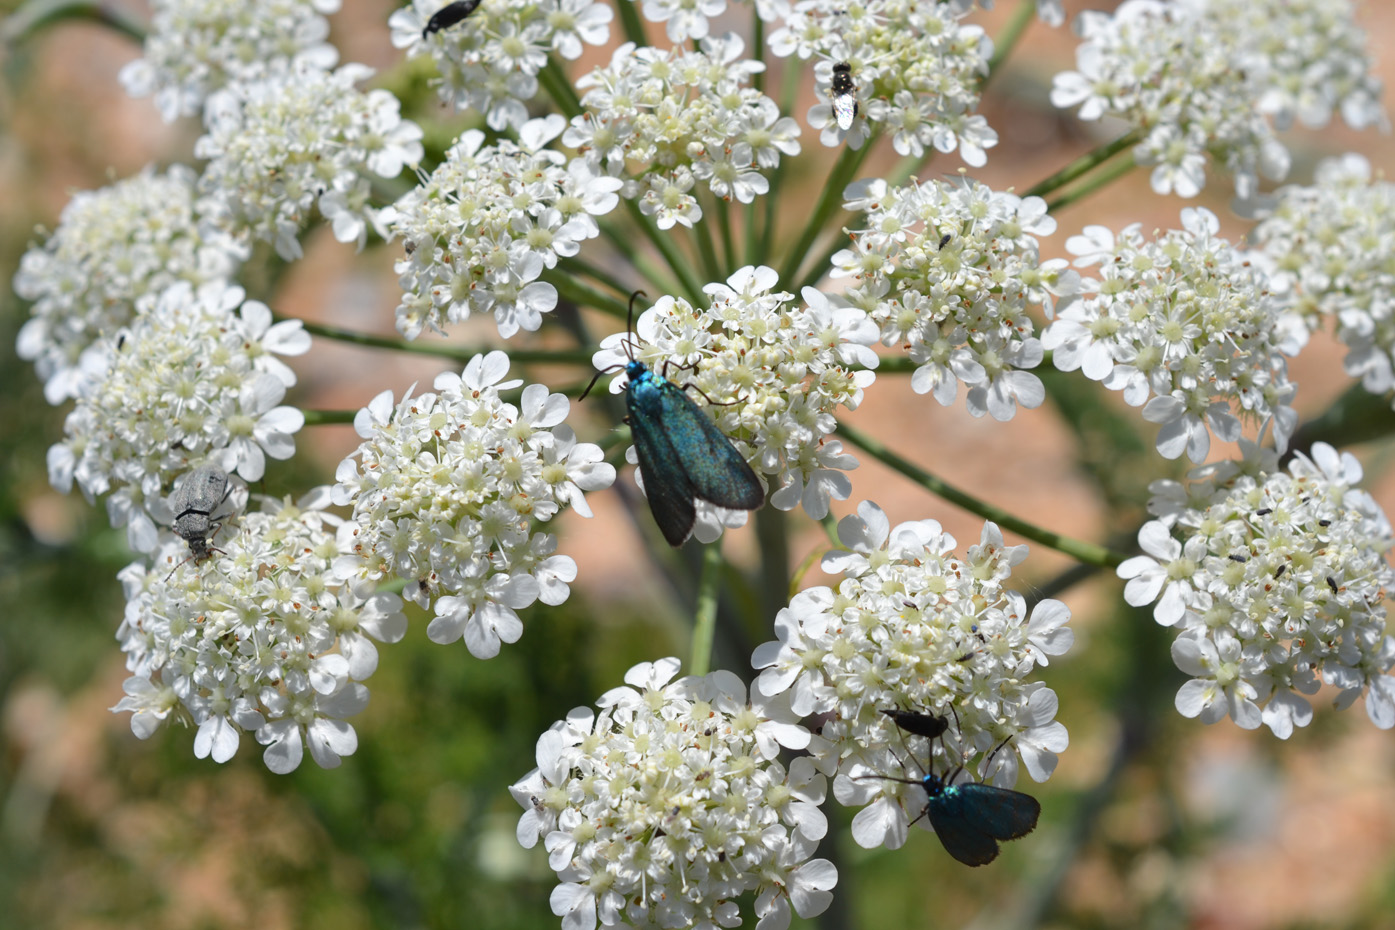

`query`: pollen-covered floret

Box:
[752,502,1073,850]
[1042,207,1298,462]
[113,488,408,773]
[331,351,614,659]
[511,657,837,930]
[1119,442,1395,736]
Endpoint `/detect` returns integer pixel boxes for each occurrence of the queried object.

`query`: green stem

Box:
[301,409,358,426]
[777,142,871,289]
[981,0,1036,91]
[285,315,594,364]
[694,195,724,281]
[614,0,649,47]
[689,542,724,677]
[716,196,737,272]
[1024,129,1144,200]
[1044,152,1139,214]
[623,200,706,303]
[545,272,632,319]
[598,221,683,295]
[836,420,1126,567]
[556,255,635,300]
[538,55,583,120]
[2,0,145,44]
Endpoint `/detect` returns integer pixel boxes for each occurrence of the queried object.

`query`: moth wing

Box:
[960,784,1041,841]
[628,384,699,546]
[656,385,765,511]
[926,793,1003,867]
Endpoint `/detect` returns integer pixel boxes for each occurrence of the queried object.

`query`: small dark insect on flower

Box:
[1328,576,1340,594]
[422,0,482,38]
[938,233,952,250]
[1256,507,1273,516]
[1274,563,1287,579]
[830,61,859,131]
[166,462,234,578]
[1228,553,1249,562]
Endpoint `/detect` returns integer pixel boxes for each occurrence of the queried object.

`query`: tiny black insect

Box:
[1256,507,1273,516]
[881,707,949,740]
[938,233,953,250]
[422,0,482,37]
[1275,563,1287,579]
[1228,553,1249,563]
[830,61,859,131]
[1327,576,1340,594]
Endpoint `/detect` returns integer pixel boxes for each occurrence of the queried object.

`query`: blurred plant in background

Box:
[3,0,1395,928]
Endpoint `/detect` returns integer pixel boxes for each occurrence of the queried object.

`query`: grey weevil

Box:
[167,463,233,575]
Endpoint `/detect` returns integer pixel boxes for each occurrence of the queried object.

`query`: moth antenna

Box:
[624,290,647,363]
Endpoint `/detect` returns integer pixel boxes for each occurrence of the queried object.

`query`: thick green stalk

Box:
[614,0,650,48]
[1025,129,1144,200]
[598,221,683,295]
[777,142,872,289]
[623,200,707,302]
[3,0,145,44]
[538,56,583,120]
[981,0,1036,91]
[694,197,725,281]
[689,542,725,677]
[301,409,358,426]
[545,272,633,319]
[1044,153,1139,214]
[555,255,635,300]
[836,420,1127,567]
[282,315,595,364]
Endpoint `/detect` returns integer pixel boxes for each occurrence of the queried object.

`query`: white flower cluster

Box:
[119,0,341,122]
[511,658,837,930]
[768,0,995,156]
[592,266,877,538]
[194,62,423,260]
[14,166,246,404]
[563,36,801,230]
[331,352,614,659]
[387,116,622,340]
[1119,442,1395,737]
[752,503,1073,850]
[47,281,308,551]
[1044,207,1300,463]
[833,176,1078,422]
[113,489,408,773]
[1051,0,1386,198]
[389,0,613,131]
[1249,154,1395,405]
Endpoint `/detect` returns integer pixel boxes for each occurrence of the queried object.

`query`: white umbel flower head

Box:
[752,502,1073,850]
[1050,0,1386,198]
[511,657,837,930]
[563,35,800,224]
[390,0,613,131]
[331,351,614,659]
[1119,442,1395,736]
[768,0,994,156]
[47,281,309,551]
[119,0,342,122]
[1043,207,1298,462]
[1248,154,1395,405]
[194,61,423,260]
[14,165,246,404]
[833,176,1078,422]
[113,488,408,773]
[387,116,621,340]
[591,266,877,538]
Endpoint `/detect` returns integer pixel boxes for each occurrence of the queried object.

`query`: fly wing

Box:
[656,385,765,511]
[926,794,1003,867]
[628,383,698,546]
[959,784,1041,841]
